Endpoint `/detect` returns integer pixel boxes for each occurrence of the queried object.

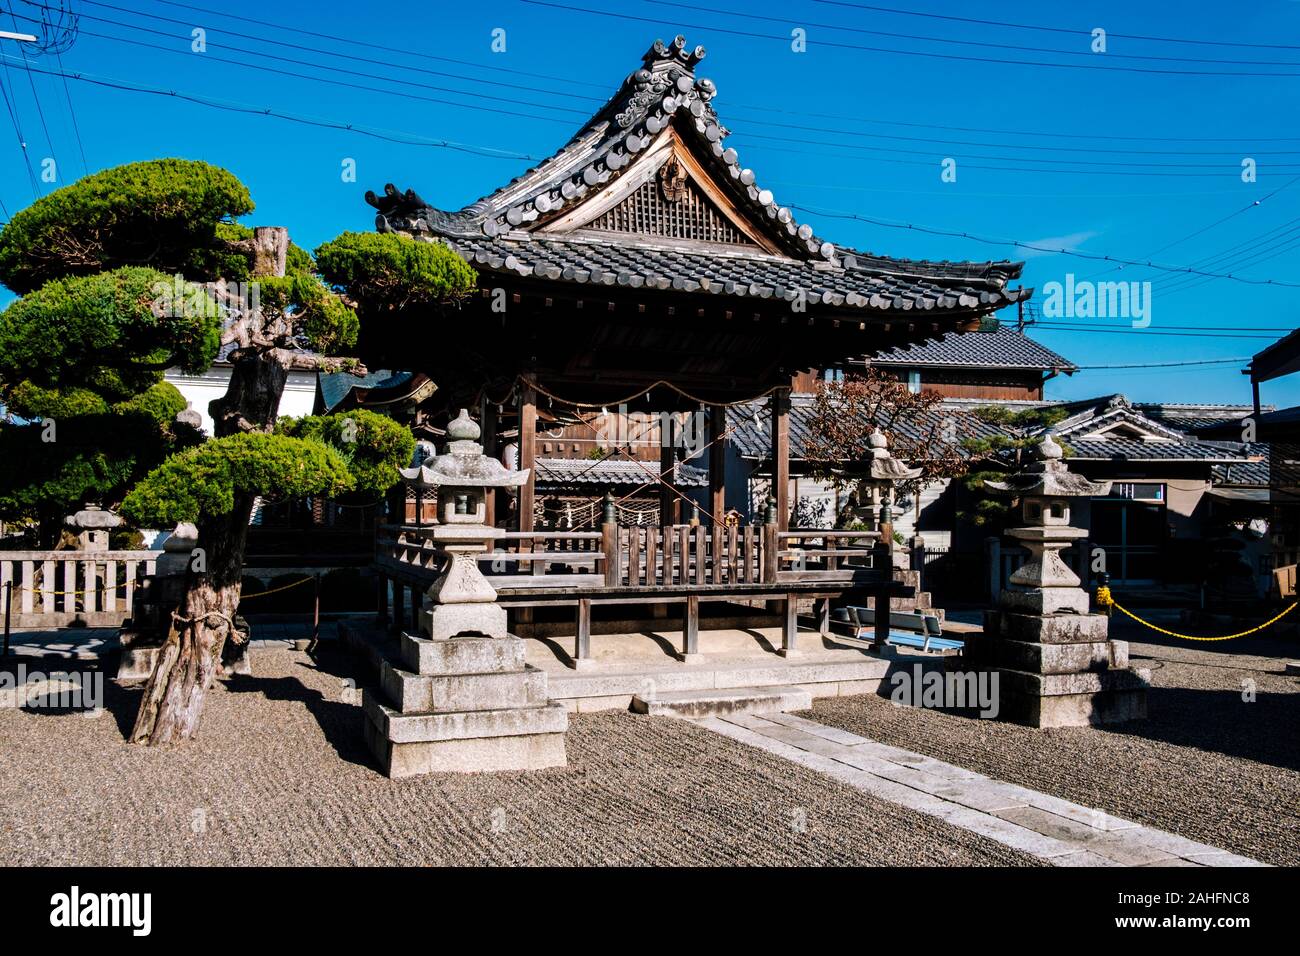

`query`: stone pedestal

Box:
[972,433,1149,728]
[362,631,568,777]
[362,408,567,776]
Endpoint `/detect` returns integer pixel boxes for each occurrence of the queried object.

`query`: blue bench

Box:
[835,606,964,653]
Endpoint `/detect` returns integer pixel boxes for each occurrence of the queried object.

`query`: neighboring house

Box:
[1031,395,1260,587]
[857,323,1077,400]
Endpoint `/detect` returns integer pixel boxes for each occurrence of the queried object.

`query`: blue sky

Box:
[1,0,1298,408]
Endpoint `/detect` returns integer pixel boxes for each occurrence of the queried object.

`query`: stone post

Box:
[975,434,1149,727]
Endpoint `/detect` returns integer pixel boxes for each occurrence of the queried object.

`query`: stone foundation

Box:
[361,631,568,776]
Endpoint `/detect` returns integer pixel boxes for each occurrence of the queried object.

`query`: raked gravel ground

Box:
[807,640,1300,866]
[0,649,1038,867]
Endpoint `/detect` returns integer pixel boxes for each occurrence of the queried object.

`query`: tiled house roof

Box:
[367,36,1029,319]
[869,325,1076,372]
[1041,395,1252,464]
[535,456,708,487]
[726,394,1009,461]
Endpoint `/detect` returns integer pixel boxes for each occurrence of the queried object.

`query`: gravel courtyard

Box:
[0,649,1038,867]
[807,637,1300,866]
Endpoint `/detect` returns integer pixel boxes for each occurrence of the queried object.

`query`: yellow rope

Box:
[5,575,314,600]
[238,576,314,600]
[1096,587,1297,641]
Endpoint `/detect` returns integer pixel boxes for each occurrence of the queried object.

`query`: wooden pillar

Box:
[873,586,891,650]
[518,376,537,533]
[659,414,678,527]
[771,388,790,532]
[682,593,700,661]
[709,404,726,524]
[481,395,498,527]
[575,598,592,666]
[780,593,798,656]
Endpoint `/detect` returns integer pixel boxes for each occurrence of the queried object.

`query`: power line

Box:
[522,0,1300,77]
[53,48,85,175]
[0,53,544,160]
[1029,324,1280,339]
[6,8,58,183]
[648,0,1300,68]
[1070,357,1251,369]
[814,0,1300,52]
[789,203,1300,287]
[0,64,39,198]
[29,9,1287,179]
[43,0,1300,158]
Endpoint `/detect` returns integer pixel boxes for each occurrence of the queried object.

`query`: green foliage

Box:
[120,433,353,526]
[258,273,359,355]
[0,382,195,522]
[0,266,221,415]
[278,409,414,500]
[314,231,476,310]
[960,406,1073,530]
[0,159,254,294]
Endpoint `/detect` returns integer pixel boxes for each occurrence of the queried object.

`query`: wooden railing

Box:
[0,550,162,628]
[376,522,886,591]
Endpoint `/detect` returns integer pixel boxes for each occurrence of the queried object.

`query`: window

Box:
[907,371,921,394]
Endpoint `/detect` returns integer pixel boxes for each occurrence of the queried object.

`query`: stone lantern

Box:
[974,432,1150,727]
[363,409,568,777]
[863,429,921,531]
[65,503,121,552]
[398,409,529,640]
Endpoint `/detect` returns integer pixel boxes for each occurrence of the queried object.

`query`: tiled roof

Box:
[1138,402,1266,433]
[534,456,708,487]
[1042,394,1251,464]
[1213,444,1270,487]
[1064,438,1247,463]
[726,394,1008,461]
[367,36,1028,320]
[869,325,1076,371]
[318,369,413,412]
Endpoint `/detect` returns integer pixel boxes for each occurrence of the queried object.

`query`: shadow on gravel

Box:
[1105,682,1300,772]
[223,671,373,768]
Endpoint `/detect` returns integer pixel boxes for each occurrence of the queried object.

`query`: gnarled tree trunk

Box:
[131,226,289,746]
[129,495,255,744]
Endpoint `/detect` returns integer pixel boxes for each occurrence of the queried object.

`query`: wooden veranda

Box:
[374,518,911,667]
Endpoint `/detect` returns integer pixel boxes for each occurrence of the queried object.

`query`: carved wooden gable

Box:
[540,130,781,254]
[586,160,759,247]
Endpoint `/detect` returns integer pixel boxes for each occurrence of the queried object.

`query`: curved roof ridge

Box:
[366,35,1024,283]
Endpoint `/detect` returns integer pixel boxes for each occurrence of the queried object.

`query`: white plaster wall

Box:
[164,365,317,436]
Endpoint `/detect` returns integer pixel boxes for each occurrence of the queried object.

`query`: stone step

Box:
[632,685,813,718]
[380,661,548,714]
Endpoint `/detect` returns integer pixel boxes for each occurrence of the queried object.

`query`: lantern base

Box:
[421,602,508,640]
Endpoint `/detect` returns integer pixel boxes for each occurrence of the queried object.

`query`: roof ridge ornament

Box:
[644,35,706,71]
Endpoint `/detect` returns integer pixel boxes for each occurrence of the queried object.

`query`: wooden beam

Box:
[771,387,790,532]
[480,395,498,527]
[518,376,537,533]
[659,416,678,527]
[709,404,726,523]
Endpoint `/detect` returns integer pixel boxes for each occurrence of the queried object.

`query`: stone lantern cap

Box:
[399,409,530,488]
[984,433,1111,499]
[867,429,922,482]
[64,504,123,530]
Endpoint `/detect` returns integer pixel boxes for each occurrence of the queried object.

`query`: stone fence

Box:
[0,550,162,629]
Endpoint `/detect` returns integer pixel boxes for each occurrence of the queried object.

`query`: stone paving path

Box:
[693,712,1267,867]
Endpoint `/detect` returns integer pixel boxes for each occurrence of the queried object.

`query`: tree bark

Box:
[132,291,288,743]
[129,495,253,744]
